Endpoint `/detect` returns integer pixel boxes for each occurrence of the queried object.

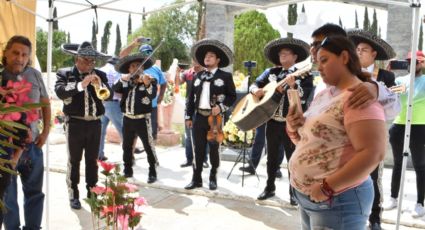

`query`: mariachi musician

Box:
[348,29,396,230]
[113,53,158,183]
[184,39,236,191]
[249,38,313,203]
[55,41,112,210]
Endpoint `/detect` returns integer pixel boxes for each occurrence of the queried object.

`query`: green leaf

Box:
[0,140,20,149]
[0,128,19,140]
[0,120,28,130]
[0,164,18,175]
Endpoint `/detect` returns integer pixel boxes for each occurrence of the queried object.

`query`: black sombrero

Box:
[61,41,111,59]
[264,38,310,65]
[114,53,153,74]
[191,39,233,68]
[347,29,395,60]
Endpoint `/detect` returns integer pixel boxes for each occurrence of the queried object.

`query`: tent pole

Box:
[395,1,421,229]
[45,0,54,229]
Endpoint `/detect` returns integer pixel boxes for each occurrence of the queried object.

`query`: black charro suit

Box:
[369,67,395,226]
[185,68,236,189]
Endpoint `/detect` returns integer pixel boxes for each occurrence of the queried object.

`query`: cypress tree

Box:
[363,6,370,31]
[355,10,359,28]
[287,4,298,38]
[302,4,305,13]
[67,32,71,43]
[91,19,98,49]
[339,17,343,27]
[370,9,378,35]
[53,7,58,30]
[115,24,122,56]
[101,21,112,54]
[127,14,132,37]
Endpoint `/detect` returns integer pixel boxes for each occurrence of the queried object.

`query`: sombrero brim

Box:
[61,43,111,59]
[114,54,153,74]
[264,38,310,66]
[192,39,233,68]
[347,29,395,60]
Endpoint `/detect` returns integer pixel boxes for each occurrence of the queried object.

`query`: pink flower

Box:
[97,160,115,172]
[124,183,138,193]
[117,214,129,230]
[105,187,114,195]
[134,197,147,206]
[130,209,142,218]
[91,186,106,195]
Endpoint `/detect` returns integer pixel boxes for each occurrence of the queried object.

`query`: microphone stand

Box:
[227,63,260,186]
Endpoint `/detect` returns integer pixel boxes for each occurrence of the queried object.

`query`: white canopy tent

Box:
[1,0,421,229]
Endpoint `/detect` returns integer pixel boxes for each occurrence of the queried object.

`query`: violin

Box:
[207,95,224,144]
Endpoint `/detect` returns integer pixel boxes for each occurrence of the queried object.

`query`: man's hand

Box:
[253,88,265,98]
[81,75,95,88]
[185,120,192,128]
[35,131,49,148]
[390,84,406,94]
[286,74,296,88]
[142,74,153,86]
[211,105,221,116]
[347,82,378,109]
[121,75,130,82]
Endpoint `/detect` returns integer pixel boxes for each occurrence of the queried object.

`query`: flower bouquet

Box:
[222,118,254,148]
[85,161,147,230]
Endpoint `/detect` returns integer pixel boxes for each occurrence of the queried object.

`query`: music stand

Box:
[227,61,260,186]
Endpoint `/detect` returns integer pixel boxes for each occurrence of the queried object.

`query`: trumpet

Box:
[93,81,110,100]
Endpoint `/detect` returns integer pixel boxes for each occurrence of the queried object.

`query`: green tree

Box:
[53,7,58,31]
[378,26,381,38]
[419,22,423,50]
[36,28,72,71]
[101,21,113,54]
[234,10,280,79]
[363,6,370,31]
[301,4,305,13]
[91,19,97,49]
[370,9,378,35]
[287,4,298,38]
[127,14,132,37]
[67,32,71,43]
[339,16,343,27]
[355,10,359,28]
[130,0,197,70]
[115,24,122,56]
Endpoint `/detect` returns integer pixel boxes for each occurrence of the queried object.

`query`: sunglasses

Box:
[310,40,322,49]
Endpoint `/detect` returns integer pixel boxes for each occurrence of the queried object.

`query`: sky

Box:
[35,0,393,54]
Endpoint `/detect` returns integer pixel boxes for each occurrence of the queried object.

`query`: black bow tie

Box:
[201,71,213,81]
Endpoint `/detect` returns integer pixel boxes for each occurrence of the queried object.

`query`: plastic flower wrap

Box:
[222,117,254,147]
[161,82,174,106]
[85,161,147,230]
[233,71,249,92]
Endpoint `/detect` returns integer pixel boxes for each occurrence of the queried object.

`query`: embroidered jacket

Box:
[250,66,313,121]
[113,78,157,115]
[55,66,111,117]
[185,69,236,120]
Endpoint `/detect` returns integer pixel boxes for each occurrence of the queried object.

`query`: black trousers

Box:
[65,118,100,200]
[192,113,220,182]
[265,120,295,196]
[369,162,384,224]
[122,116,157,169]
[389,124,425,205]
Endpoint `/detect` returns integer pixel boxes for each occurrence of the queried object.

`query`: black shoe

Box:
[370,222,382,230]
[209,181,217,190]
[257,190,275,200]
[147,175,157,184]
[134,148,144,154]
[70,199,81,210]
[184,181,202,190]
[203,162,209,168]
[98,156,108,161]
[275,169,282,178]
[180,162,192,168]
[124,167,133,178]
[290,197,298,206]
[239,166,255,175]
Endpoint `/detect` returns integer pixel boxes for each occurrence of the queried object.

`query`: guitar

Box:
[231,63,312,131]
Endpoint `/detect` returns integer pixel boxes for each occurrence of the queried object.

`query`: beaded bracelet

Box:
[320,178,335,198]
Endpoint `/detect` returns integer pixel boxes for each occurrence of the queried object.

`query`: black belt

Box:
[197,109,211,116]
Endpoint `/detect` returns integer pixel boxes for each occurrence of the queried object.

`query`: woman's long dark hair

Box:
[318,35,371,82]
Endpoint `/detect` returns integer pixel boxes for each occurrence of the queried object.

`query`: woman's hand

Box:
[286,105,305,132]
[309,183,329,203]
